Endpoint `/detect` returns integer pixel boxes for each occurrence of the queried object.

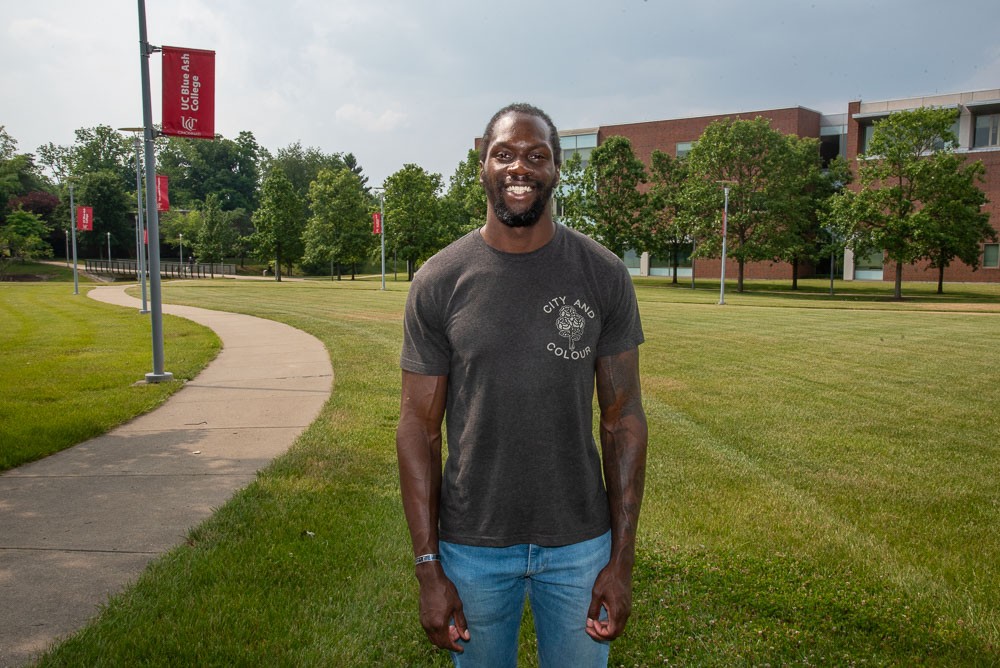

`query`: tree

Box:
[304,168,373,278]
[644,150,691,284]
[196,193,240,264]
[76,170,133,259]
[252,167,305,281]
[768,139,851,290]
[684,117,801,292]
[441,148,487,237]
[830,107,990,299]
[1,127,50,221]
[579,136,647,258]
[265,143,347,212]
[918,154,994,293]
[1,209,53,275]
[384,164,443,280]
[70,125,133,185]
[555,151,588,231]
[157,131,263,212]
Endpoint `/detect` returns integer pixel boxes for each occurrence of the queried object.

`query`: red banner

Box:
[77,206,93,232]
[162,46,216,139]
[156,174,170,211]
[372,212,382,235]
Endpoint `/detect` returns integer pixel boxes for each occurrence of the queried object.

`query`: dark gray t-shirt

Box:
[400,224,644,547]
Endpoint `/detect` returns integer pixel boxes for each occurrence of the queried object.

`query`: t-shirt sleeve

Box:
[596,262,645,358]
[400,273,451,376]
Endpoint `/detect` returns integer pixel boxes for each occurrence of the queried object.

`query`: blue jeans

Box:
[439,531,612,668]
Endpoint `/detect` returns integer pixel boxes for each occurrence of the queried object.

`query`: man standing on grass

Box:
[396,102,647,667]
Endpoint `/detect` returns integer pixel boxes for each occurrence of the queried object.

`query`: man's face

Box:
[480,112,559,228]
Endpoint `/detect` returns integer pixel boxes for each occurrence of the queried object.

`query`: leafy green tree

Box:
[304,168,373,278]
[76,170,133,258]
[917,154,994,293]
[70,126,133,185]
[1,127,50,221]
[830,107,990,298]
[684,117,801,292]
[384,164,442,280]
[768,139,853,289]
[579,135,647,258]
[252,167,305,280]
[555,151,588,231]
[195,193,240,264]
[441,148,487,237]
[265,142,346,208]
[158,131,263,212]
[1,209,53,273]
[644,150,691,284]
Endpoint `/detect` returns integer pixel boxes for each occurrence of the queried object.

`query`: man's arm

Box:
[396,370,469,651]
[587,347,648,641]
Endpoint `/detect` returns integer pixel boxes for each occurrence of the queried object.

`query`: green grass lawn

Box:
[10,273,1000,665]
[0,278,221,471]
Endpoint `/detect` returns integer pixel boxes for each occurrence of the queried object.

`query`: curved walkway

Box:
[0,285,333,667]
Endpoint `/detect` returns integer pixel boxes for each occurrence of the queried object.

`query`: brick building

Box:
[551,88,1000,283]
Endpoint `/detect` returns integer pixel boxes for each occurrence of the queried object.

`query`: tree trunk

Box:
[737,258,745,293]
[893,262,903,300]
[275,250,282,282]
[791,257,799,290]
[937,265,945,294]
[671,243,679,284]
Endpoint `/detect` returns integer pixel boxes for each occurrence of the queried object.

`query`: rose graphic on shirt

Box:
[555,305,586,350]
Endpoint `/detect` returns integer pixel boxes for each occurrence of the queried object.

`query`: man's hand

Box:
[417,565,470,652]
[585,560,633,641]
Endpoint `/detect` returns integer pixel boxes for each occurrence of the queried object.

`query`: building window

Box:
[560,133,598,168]
[985,243,1000,269]
[676,141,694,159]
[974,114,1000,148]
[861,124,876,154]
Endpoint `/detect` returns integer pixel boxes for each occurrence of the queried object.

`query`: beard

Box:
[487,177,556,228]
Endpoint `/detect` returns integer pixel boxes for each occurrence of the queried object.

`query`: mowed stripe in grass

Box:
[33,278,1000,665]
[0,283,221,470]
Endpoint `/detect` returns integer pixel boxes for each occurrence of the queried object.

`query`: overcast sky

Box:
[3,0,999,186]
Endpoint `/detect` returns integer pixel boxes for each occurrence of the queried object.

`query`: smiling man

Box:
[396,103,648,667]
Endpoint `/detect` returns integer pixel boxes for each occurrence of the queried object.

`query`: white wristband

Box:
[414,553,441,566]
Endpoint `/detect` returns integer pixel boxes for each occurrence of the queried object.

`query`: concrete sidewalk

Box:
[0,285,333,667]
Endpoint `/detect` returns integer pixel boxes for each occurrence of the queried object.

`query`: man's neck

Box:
[480,216,556,254]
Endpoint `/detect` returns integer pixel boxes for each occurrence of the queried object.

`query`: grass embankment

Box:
[0,277,221,470]
[20,275,1000,665]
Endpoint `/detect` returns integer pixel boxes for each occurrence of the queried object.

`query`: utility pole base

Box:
[144,371,175,384]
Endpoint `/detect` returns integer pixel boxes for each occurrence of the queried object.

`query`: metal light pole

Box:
[107,231,112,261]
[373,187,386,291]
[719,185,730,305]
[64,229,69,267]
[137,0,172,383]
[179,233,184,265]
[70,183,79,295]
[120,128,149,313]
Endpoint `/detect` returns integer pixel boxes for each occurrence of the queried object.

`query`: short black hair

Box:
[479,103,562,168]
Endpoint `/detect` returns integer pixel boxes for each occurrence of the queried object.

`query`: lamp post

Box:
[107,231,112,261]
[716,181,736,305]
[179,233,184,265]
[69,182,79,295]
[64,229,69,267]
[137,0,172,383]
[372,187,386,291]
[119,127,148,313]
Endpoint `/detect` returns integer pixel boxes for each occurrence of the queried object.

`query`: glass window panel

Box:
[576,134,598,148]
[984,244,999,268]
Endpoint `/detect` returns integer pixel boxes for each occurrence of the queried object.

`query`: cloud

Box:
[334,104,406,132]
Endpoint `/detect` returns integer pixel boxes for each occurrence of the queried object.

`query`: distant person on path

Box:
[396,102,648,667]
